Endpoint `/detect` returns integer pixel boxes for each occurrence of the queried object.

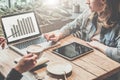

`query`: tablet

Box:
[52,42,93,60]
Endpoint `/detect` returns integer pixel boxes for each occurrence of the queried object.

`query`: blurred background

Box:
[0,0,88,35]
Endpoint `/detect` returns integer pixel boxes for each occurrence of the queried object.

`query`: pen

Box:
[0,31,19,44]
[7,31,19,39]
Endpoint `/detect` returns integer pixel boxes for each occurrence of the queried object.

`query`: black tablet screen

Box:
[52,42,93,60]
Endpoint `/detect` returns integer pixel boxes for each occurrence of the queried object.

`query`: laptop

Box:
[1,11,54,55]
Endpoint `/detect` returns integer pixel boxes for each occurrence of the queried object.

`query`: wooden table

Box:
[0,36,120,80]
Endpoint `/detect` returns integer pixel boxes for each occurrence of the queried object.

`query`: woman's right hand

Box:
[0,37,6,49]
[44,31,63,42]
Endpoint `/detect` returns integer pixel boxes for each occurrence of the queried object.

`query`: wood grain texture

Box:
[0,36,120,80]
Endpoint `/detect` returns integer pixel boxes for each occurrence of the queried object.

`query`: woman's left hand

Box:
[87,41,101,48]
[87,40,108,53]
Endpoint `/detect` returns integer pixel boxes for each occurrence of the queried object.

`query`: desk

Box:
[0,36,120,80]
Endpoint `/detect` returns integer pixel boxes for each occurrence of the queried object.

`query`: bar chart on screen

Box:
[11,17,35,38]
[1,12,40,42]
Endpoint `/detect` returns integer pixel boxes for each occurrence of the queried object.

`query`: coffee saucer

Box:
[47,62,72,75]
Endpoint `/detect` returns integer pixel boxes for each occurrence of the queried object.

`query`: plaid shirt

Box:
[59,9,120,62]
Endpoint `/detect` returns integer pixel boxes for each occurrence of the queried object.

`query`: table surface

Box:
[0,36,120,80]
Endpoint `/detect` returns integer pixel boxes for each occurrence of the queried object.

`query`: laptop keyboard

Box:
[14,37,46,49]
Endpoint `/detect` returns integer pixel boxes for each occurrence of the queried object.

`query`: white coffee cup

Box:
[26,45,44,57]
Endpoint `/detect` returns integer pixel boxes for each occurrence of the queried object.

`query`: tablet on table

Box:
[52,42,93,60]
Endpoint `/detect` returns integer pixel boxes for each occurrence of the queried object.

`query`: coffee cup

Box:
[26,45,44,57]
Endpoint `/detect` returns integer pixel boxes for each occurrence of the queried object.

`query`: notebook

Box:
[1,11,56,55]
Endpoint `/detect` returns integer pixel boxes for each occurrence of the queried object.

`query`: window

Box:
[0,0,35,16]
[0,0,8,7]
[0,0,34,8]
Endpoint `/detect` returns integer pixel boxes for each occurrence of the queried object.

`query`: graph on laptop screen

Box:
[1,12,40,43]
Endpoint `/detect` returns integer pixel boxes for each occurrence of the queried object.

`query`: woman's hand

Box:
[0,37,6,49]
[91,34,100,41]
[87,40,108,53]
[44,31,63,42]
[14,53,38,73]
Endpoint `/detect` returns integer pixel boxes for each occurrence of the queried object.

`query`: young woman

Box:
[44,0,120,62]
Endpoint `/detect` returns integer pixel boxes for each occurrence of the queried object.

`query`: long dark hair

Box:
[105,0,120,25]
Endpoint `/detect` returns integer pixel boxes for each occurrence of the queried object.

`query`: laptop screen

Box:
[1,12,41,43]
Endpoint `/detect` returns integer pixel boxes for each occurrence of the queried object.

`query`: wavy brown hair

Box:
[105,0,120,25]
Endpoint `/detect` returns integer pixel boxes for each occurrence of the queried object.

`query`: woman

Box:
[44,0,120,62]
